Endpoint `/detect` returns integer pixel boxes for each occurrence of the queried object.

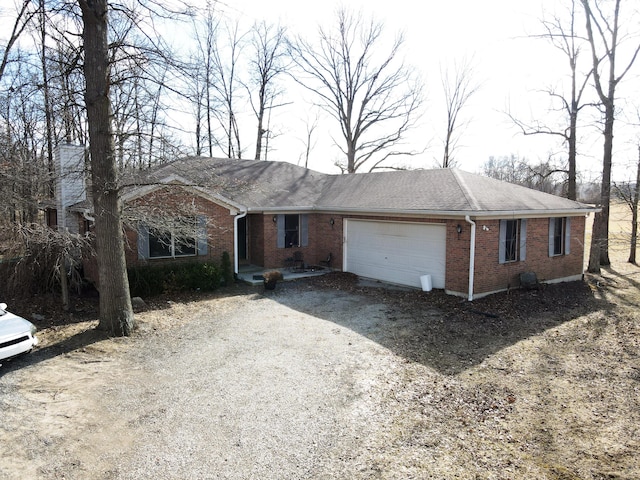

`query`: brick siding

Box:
[258,213,343,269]
[81,184,587,298]
[126,187,235,268]
[447,216,586,296]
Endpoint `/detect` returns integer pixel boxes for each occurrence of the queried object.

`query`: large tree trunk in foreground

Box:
[79,0,134,336]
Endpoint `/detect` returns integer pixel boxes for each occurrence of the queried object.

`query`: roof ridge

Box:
[451,169,481,211]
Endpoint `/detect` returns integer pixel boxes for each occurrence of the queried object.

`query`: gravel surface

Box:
[1,266,639,480]
[112,288,394,479]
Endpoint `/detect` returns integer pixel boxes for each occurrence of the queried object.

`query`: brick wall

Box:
[82,191,587,298]
[445,220,471,294]
[448,216,586,296]
[258,213,344,269]
[127,186,235,268]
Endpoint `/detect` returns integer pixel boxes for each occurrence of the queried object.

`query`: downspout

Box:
[465,215,476,301]
[233,210,248,275]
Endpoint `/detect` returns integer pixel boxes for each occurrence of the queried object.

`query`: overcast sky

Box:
[2,0,638,181]
[217,0,639,181]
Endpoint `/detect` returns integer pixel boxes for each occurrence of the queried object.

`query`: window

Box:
[148,228,196,258]
[499,219,527,263]
[504,219,520,262]
[276,214,308,248]
[138,216,207,259]
[549,217,571,257]
[284,214,299,248]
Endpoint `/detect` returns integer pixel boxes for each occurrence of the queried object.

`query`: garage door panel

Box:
[345,220,446,289]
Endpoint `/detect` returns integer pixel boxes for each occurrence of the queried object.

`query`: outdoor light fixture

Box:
[272,215,277,223]
[456,224,462,239]
[330,218,335,226]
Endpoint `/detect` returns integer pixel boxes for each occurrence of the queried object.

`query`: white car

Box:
[0,302,38,363]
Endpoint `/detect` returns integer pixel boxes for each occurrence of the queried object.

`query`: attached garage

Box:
[344,219,447,289]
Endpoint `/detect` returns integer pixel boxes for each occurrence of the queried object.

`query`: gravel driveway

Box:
[114,287,396,479]
[1,282,413,479]
[2,271,639,480]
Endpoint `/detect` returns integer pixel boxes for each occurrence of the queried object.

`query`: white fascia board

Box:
[251,206,317,214]
[466,209,599,220]
[281,207,599,218]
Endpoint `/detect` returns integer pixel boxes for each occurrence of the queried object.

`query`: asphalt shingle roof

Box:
[126,157,595,216]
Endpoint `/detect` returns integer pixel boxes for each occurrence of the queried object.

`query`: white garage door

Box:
[345,220,446,289]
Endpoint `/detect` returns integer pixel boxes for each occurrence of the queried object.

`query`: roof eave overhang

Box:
[248,206,600,218]
[247,206,317,214]
[464,207,600,220]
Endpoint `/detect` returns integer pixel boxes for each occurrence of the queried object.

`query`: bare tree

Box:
[440,57,479,168]
[297,111,320,169]
[288,8,424,173]
[613,144,640,264]
[0,223,92,310]
[582,0,640,273]
[211,19,245,158]
[78,0,134,336]
[189,2,218,157]
[482,154,567,194]
[509,0,593,200]
[0,0,37,82]
[48,36,87,144]
[37,0,55,190]
[246,21,289,160]
[0,53,52,224]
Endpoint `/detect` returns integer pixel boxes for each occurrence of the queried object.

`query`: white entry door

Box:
[345,220,446,289]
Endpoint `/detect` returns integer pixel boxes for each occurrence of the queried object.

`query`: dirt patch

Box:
[1,210,639,479]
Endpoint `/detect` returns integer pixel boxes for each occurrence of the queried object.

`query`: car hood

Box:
[0,312,36,339]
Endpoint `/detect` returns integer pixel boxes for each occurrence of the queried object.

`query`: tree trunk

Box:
[588,210,604,273]
[39,0,55,199]
[598,101,614,267]
[60,256,70,312]
[79,0,134,336]
[629,146,640,264]
[347,139,356,174]
[254,84,266,160]
[630,201,638,264]
[587,99,615,273]
[567,108,577,201]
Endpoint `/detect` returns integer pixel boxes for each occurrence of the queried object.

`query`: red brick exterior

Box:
[126,187,235,267]
[446,216,586,297]
[445,220,471,294]
[80,183,587,297]
[255,213,344,269]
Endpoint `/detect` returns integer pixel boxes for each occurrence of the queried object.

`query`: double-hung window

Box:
[276,214,308,248]
[549,217,571,256]
[499,219,527,263]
